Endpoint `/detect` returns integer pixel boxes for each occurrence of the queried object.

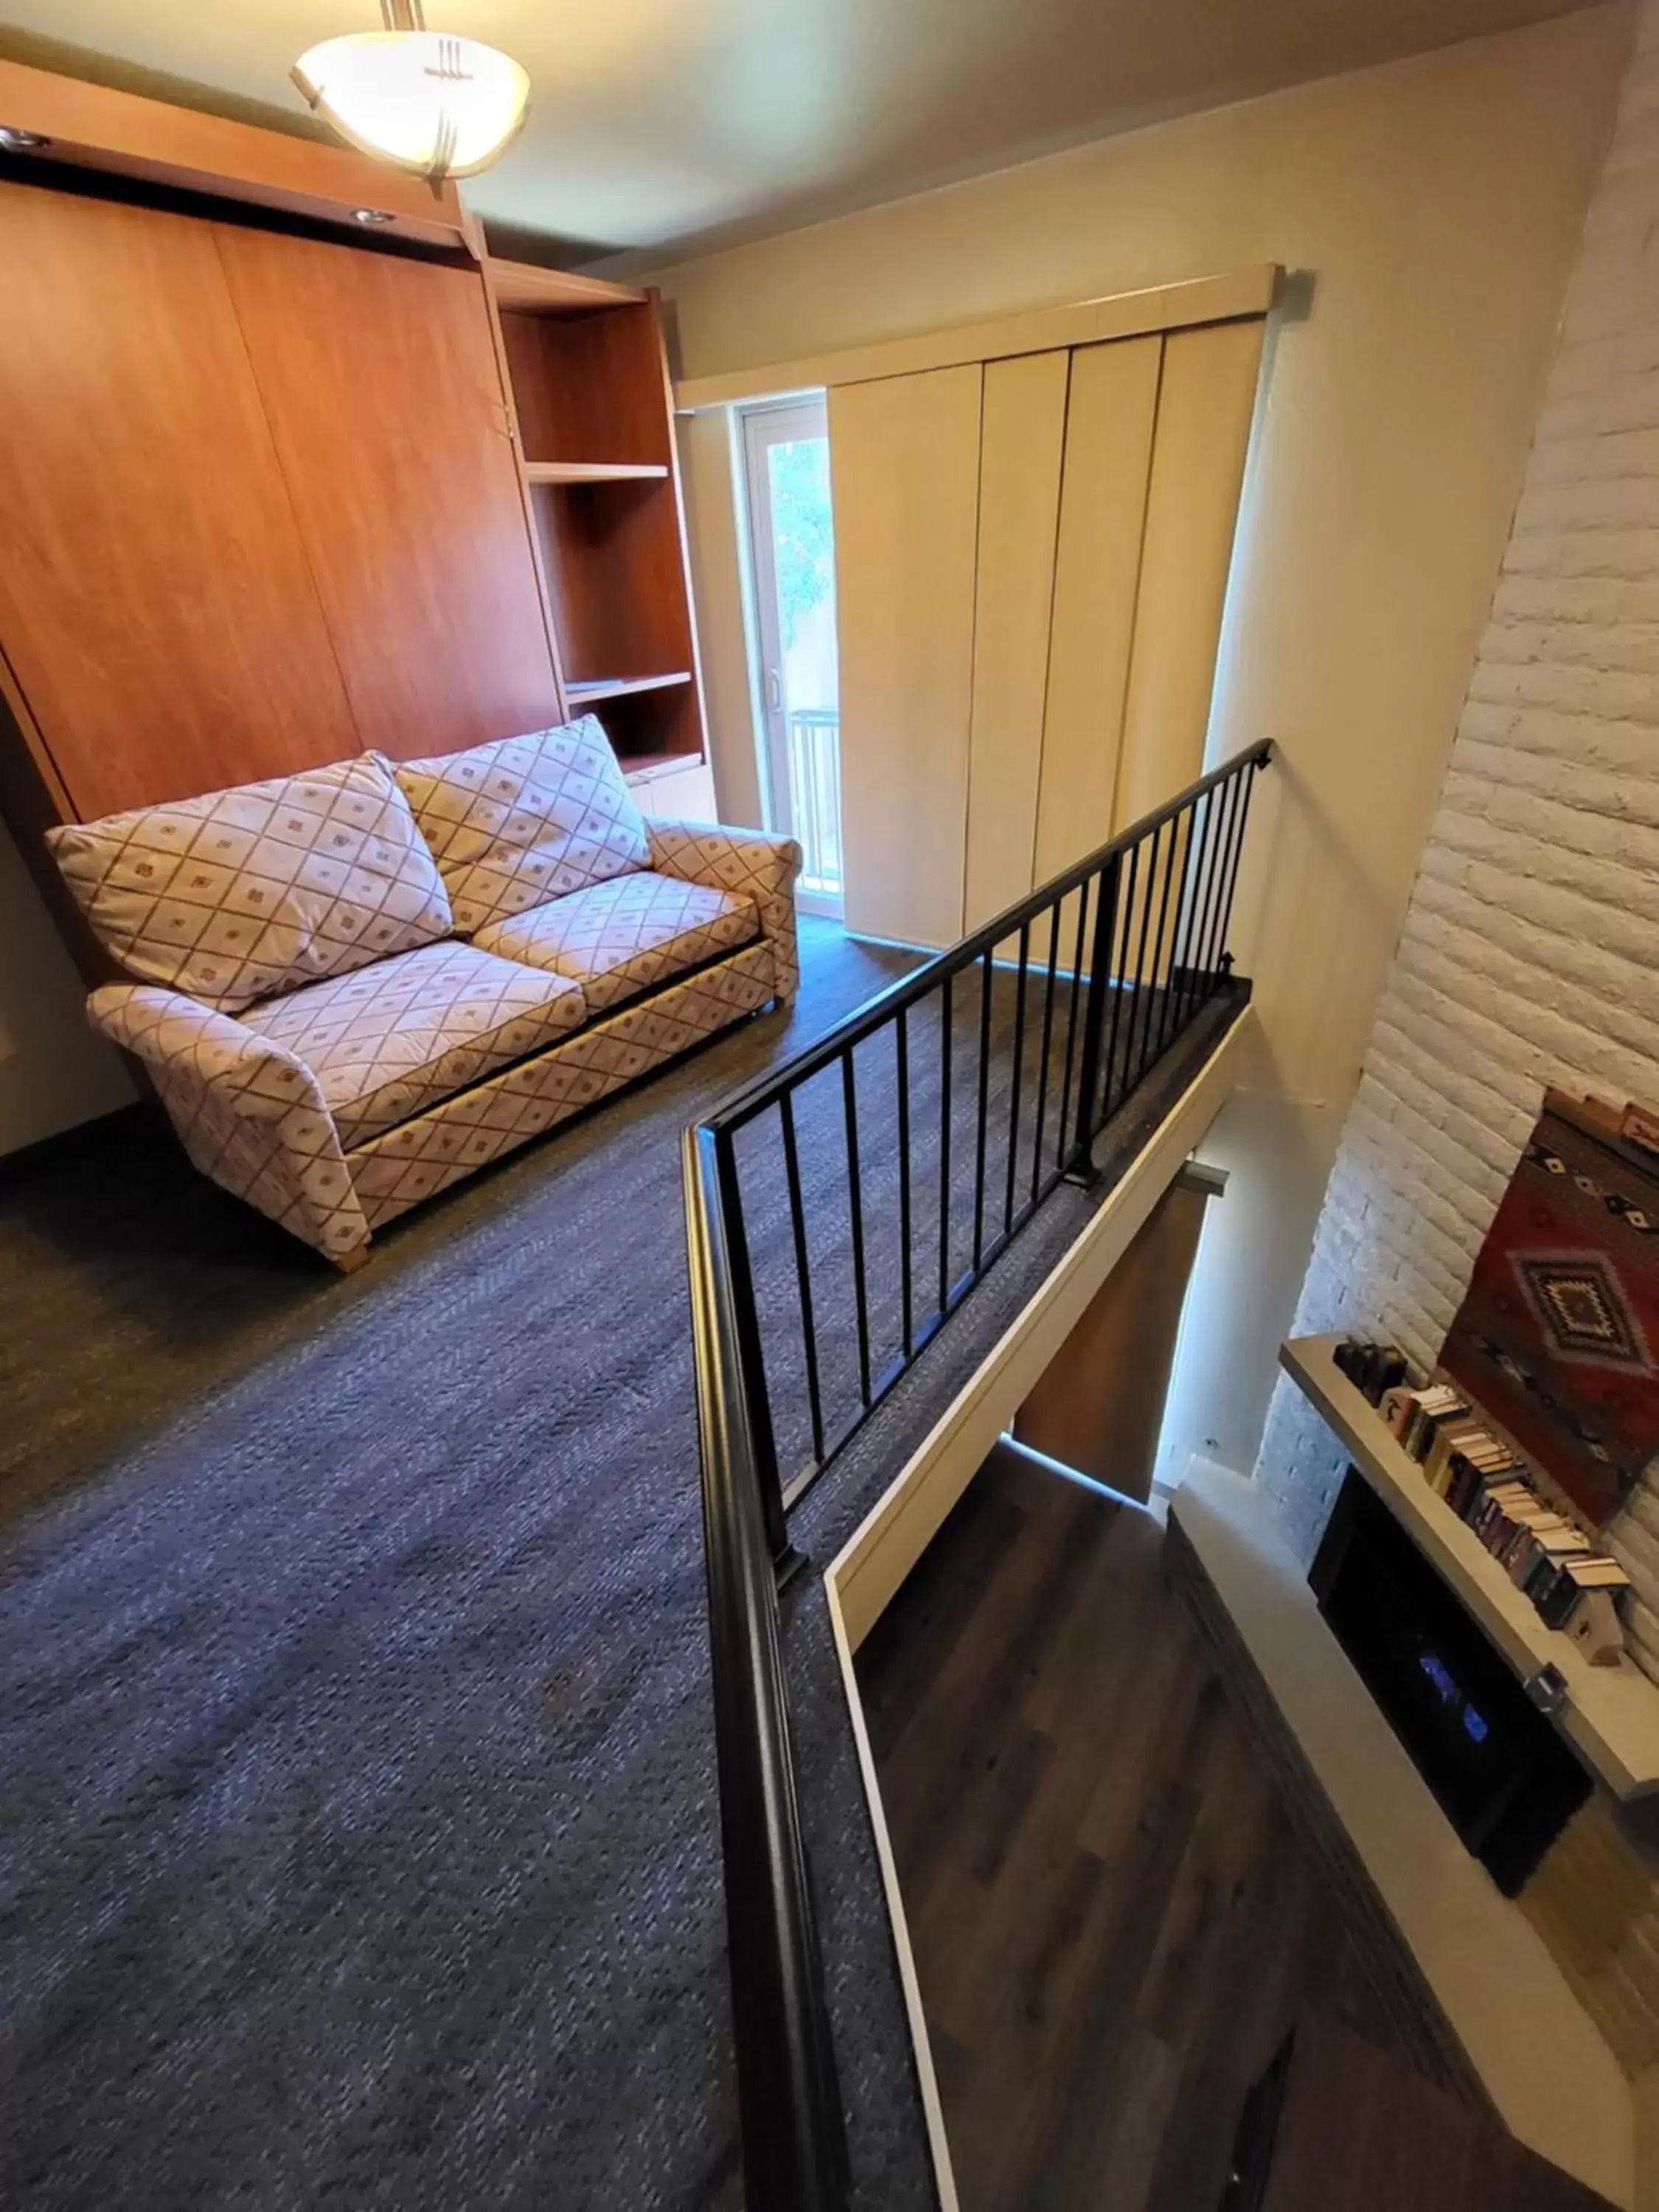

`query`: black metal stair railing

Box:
[683,739,1272,2211]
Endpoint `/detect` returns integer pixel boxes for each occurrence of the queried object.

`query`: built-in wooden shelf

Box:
[621,747,705,786]
[524,461,669,484]
[486,258,647,316]
[1281,1332,1659,1801]
[566,671,692,704]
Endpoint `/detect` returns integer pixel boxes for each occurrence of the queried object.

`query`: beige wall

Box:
[0,819,132,1156]
[647,7,1631,1475]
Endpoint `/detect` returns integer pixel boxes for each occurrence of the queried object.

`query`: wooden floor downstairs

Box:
[855,1444,1615,2212]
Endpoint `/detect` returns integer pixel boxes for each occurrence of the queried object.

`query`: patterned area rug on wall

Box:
[1441,1091,1659,1530]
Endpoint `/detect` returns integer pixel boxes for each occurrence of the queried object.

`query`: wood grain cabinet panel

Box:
[215,226,561,762]
[0,181,359,818]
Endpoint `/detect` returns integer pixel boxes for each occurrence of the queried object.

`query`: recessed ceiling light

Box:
[352,206,396,224]
[0,128,49,153]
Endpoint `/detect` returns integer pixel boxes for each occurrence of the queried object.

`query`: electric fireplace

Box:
[1310,1470,1591,1895]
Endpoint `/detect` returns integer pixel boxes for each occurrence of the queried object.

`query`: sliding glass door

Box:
[741,397,844,915]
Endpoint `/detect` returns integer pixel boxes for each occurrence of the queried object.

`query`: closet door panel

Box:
[830,364,982,947]
[1114,317,1263,827]
[963,349,1069,933]
[216,226,560,761]
[1030,336,1161,888]
[0,183,358,818]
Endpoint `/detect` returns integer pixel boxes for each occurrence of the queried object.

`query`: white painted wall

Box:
[0,818,131,1157]
[1259,0,1659,1677]
[645,9,1631,1479]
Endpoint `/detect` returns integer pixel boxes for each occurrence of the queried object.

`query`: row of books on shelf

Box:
[1334,1338,1629,1661]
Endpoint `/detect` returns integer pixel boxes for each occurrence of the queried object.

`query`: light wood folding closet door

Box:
[830,313,1263,947]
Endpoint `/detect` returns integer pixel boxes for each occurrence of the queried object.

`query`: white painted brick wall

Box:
[1257,0,1659,1689]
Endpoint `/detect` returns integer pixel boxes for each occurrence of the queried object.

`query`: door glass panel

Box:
[742,399,844,912]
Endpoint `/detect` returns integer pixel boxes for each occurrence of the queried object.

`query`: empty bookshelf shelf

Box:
[524,462,670,484]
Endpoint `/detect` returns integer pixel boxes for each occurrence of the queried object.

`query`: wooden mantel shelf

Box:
[1281,1333,1659,1802]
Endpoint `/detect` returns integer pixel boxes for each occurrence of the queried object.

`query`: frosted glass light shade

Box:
[292,32,529,179]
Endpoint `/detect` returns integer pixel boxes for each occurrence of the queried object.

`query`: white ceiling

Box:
[0,0,1600,265]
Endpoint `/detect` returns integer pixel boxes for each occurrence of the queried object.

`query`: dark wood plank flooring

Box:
[856,1443,1435,2212]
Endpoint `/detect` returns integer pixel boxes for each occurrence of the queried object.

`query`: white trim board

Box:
[817,1001,1249,2209]
[828,1001,1251,1650]
[675,266,1277,411]
[824,1573,962,2212]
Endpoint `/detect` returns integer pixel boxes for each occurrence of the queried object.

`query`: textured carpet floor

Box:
[0,924,945,2212]
[0,918,1244,2212]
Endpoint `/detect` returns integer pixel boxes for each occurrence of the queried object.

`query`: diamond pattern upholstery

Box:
[49,754,452,1012]
[80,785,803,1263]
[348,941,779,1228]
[474,869,758,1015]
[389,717,650,934]
[248,942,588,1150]
[86,984,371,1259]
[645,821,802,1006]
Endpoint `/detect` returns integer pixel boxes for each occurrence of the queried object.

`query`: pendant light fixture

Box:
[293,0,529,182]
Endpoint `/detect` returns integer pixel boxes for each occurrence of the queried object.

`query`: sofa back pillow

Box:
[47,753,453,1012]
[389,716,650,934]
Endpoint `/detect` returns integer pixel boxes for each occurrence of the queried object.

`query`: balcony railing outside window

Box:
[786,706,844,901]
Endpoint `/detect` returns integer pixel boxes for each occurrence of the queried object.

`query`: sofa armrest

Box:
[88,985,369,1262]
[646,822,804,1006]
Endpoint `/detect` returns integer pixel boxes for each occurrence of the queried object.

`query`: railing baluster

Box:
[937,973,953,1316]
[1136,818,1181,1085]
[778,1091,825,1471]
[841,1048,872,1409]
[1003,921,1030,1234]
[1030,898,1062,1203]
[1211,758,1262,983]
[712,1127,793,1571]
[1122,820,1164,1090]
[1172,784,1217,1034]
[972,950,993,1271]
[1068,856,1121,1173]
[1152,810,1200,1063]
[1056,879,1091,1177]
[1100,841,1137,1128]
[1192,768,1241,1002]
[896,1006,913,1361]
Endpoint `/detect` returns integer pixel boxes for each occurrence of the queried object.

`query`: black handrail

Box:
[684,738,1273,2211]
[684,1127,846,2208]
[706,739,1270,1139]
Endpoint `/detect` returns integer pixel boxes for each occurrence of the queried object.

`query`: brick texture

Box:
[1255,5,1659,2074]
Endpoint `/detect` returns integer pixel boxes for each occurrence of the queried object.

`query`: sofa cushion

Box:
[46,754,452,1012]
[248,940,587,1150]
[473,869,759,1015]
[388,717,650,935]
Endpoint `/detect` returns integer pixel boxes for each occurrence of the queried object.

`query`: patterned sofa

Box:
[47,718,800,1267]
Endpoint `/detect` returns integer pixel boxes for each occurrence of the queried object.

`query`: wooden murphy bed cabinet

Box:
[0,67,712,962]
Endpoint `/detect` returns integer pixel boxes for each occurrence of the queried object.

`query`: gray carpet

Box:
[0,917,1243,2211]
[0,924,942,2212]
